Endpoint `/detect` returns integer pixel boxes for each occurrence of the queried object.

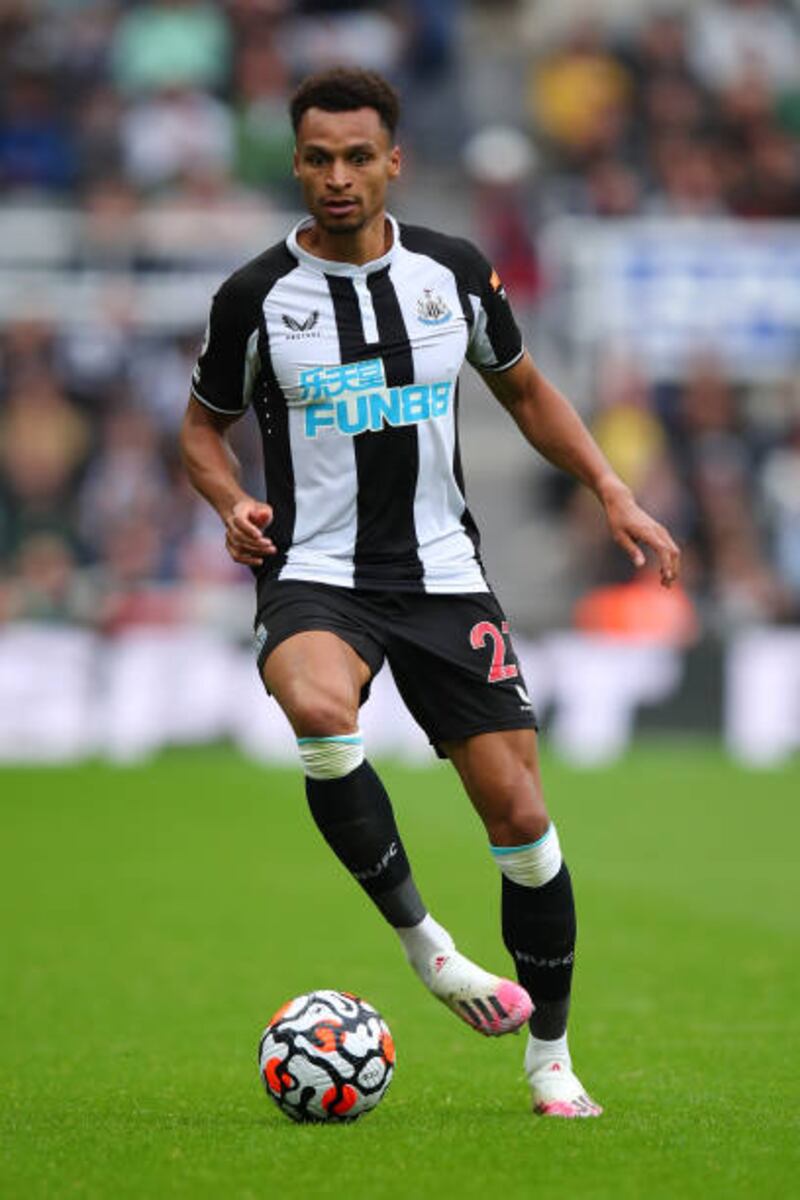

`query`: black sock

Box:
[501,863,576,1040]
[305,760,427,928]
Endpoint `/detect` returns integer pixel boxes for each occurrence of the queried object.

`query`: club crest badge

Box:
[416,289,451,325]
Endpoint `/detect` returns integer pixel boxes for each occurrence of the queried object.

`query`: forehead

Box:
[296,106,392,149]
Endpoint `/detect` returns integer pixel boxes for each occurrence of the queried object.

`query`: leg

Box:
[263,630,426,928]
[443,729,573,1038]
[265,630,531,1037]
[443,728,602,1117]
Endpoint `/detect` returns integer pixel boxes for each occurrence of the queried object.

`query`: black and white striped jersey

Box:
[191,214,524,593]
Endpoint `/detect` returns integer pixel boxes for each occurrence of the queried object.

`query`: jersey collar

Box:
[286,213,399,276]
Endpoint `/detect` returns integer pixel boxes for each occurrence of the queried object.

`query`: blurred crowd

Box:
[561,350,800,636]
[530,2,800,222]
[0,0,458,204]
[1,0,800,636]
[521,0,800,633]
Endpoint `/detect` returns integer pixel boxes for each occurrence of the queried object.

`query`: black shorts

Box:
[254,579,537,754]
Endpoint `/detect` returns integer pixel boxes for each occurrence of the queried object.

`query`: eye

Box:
[351,151,372,166]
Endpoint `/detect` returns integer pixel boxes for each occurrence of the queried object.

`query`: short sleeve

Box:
[464,251,524,373]
[191,278,261,416]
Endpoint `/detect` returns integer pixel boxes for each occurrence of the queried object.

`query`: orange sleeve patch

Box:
[489,268,502,292]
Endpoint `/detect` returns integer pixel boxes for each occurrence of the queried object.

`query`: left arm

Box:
[481,351,681,586]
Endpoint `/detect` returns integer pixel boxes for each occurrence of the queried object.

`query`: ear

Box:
[388,145,401,180]
[292,146,300,177]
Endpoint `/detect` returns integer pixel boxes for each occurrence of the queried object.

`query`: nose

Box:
[327,159,351,190]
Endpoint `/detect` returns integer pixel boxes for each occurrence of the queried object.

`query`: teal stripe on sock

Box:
[490,824,553,857]
[297,735,363,745]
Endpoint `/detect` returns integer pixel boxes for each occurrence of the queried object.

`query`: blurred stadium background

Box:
[1,0,800,765]
[3,6,800,1197]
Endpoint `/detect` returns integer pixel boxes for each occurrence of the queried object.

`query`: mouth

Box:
[322,198,359,218]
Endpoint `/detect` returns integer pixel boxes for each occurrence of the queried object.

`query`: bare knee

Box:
[277,680,359,738]
[261,632,368,739]
[484,763,550,846]
[447,732,550,847]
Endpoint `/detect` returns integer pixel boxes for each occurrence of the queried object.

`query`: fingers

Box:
[658,531,681,588]
[225,526,276,566]
[242,501,273,528]
[231,513,273,545]
[638,521,680,587]
[615,519,681,587]
[232,501,272,536]
[226,500,275,565]
[614,529,646,570]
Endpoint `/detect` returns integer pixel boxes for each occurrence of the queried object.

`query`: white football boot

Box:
[417,947,533,1036]
[524,1035,603,1117]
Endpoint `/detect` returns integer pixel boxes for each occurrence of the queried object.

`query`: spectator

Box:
[128,333,206,433]
[671,357,790,625]
[761,420,800,610]
[529,19,632,162]
[0,370,90,550]
[1,317,58,387]
[94,513,179,632]
[5,532,86,623]
[709,532,791,629]
[0,70,76,193]
[729,125,800,217]
[624,11,713,154]
[120,86,234,190]
[73,85,126,187]
[139,162,272,265]
[232,36,295,198]
[73,176,142,268]
[626,9,693,85]
[583,157,642,216]
[641,74,710,143]
[281,3,404,77]
[717,62,777,146]
[648,136,727,215]
[463,126,541,306]
[565,353,684,588]
[111,0,233,96]
[590,354,670,500]
[689,0,800,93]
[76,403,172,565]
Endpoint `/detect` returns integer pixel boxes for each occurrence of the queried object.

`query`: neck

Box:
[298,211,392,265]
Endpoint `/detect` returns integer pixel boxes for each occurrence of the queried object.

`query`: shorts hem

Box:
[430,716,538,758]
[255,620,383,684]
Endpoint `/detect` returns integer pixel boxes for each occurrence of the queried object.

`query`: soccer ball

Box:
[258,990,395,1123]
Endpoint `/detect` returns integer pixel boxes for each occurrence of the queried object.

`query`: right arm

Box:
[184,272,275,567]
[180,396,275,567]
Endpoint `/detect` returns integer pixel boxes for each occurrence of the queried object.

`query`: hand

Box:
[601,483,681,588]
[224,497,275,566]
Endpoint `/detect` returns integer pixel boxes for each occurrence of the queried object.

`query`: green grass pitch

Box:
[2,743,798,1200]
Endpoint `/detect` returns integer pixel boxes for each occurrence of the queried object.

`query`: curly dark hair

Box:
[289,68,400,140]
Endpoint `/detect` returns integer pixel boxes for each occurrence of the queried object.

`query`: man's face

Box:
[293,106,401,236]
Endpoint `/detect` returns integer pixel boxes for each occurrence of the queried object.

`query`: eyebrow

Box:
[301,142,377,155]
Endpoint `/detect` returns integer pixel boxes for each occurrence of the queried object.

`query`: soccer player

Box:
[180,68,680,1118]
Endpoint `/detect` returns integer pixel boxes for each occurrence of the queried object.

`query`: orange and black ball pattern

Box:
[258,990,395,1123]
